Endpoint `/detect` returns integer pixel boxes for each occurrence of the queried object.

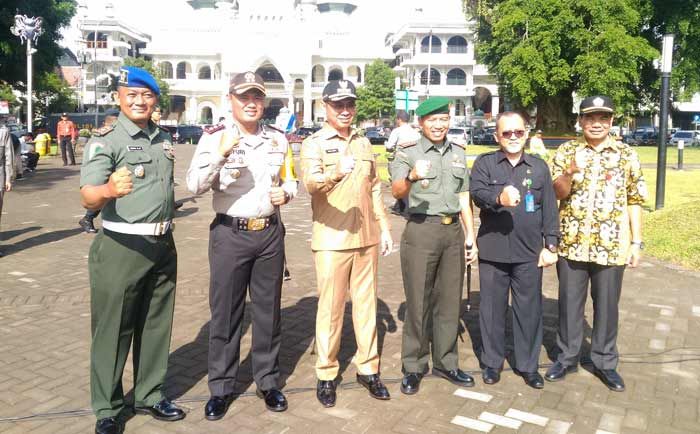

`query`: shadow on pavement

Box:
[12,166,81,193]
[4,227,83,256]
[0,225,41,241]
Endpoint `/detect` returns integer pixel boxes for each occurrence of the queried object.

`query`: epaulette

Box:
[204,124,226,135]
[264,124,285,134]
[451,141,465,150]
[92,124,115,137]
[398,141,417,149]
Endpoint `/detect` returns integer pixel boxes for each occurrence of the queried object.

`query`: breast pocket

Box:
[124,152,153,184]
[417,166,440,193]
[322,153,340,172]
[451,166,467,192]
[358,153,376,179]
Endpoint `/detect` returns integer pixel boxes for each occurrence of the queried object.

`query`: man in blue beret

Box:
[390,97,478,394]
[81,66,185,434]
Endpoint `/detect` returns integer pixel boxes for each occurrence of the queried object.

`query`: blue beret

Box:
[118,66,160,96]
[416,97,451,117]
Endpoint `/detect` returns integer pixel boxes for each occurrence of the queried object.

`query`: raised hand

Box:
[107,166,133,198]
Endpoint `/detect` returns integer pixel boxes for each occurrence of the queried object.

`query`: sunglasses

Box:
[328,101,356,111]
[500,130,526,138]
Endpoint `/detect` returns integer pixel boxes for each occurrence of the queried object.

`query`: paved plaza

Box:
[1,144,699,434]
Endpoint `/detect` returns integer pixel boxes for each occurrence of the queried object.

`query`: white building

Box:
[70,0,497,127]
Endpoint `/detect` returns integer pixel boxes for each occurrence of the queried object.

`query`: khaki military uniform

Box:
[390,135,470,374]
[300,125,389,381]
[0,126,14,239]
[80,113,177,419]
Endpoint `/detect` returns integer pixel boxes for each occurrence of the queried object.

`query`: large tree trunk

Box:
[536,91,576,134]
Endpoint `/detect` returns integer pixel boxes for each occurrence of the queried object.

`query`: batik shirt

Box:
[550,137,647,266]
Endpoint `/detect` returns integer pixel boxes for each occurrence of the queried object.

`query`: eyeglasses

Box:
[500,130,526,138]
[328,101,356,111]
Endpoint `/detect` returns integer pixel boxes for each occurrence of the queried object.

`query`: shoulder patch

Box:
[204,124,226,135]
[265,124,284,134]
[398,141,417,149]
[92,125,115,137]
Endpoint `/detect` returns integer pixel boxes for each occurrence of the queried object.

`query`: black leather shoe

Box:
[134,398,185,421]
[79,217,97,233]
[544,362,578,382]
[400,373,423,395]
[432,367,475,387]
[482,367,501,385]
[515,370,544,389]
[317,380,336,407]
[95,417,121,434]
[205,394,234,421]
[256,388,288,412]
[593,368,625,392]
[356,374,390,400]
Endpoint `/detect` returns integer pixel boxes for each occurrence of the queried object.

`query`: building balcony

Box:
[166,78,227,94]
[400,52,476,67]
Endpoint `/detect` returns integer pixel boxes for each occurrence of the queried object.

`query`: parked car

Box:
[161,125,204,144]
[446,127,470,145]
[364,127,388,144]
[670,130,699,147]
[474,127,497,145]
[286,126,321,144]
[631,127,657,146]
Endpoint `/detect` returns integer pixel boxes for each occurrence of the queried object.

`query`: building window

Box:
[420,35,441,53]
[255,64,284,83]
[86,32,107,49]
[176,62,191,79]
[447,36,468,54]
[454,99,465,116]
[198,65,212,80]
[312,65,325,82]
[420,68,441,85]
[160,62,173,79]
[447,68,466,85]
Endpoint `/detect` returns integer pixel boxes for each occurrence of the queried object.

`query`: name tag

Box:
[452,161,466,169]
[325,148,339,154]
[267,151,284,166]
[128,146,143,151]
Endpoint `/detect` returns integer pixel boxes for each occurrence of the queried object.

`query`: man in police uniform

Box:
[0,119,14,257]
[546,96,646,392]
[470,112,559,389]
[390,97,478,394]
[301,80,393,408]
[80,67,184,434]
[187,71,296,420]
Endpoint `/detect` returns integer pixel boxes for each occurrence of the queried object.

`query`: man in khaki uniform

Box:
[0,121,14,257]
[301,80,393,408]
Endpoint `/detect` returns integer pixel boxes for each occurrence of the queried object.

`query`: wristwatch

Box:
[631,241,645,250]
[547,244,558,253]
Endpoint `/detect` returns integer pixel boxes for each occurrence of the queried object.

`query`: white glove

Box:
[339,156,355,174]
[415,159,431,178]
[380,230,393,256]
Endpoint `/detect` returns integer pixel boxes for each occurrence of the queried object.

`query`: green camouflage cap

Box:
[415,97,451,117]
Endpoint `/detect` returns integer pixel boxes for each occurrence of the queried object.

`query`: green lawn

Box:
[373,143,700,270]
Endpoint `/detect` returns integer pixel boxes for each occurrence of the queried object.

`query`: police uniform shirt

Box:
[390,135,469,216]
[80,113,175,224]
[186,124,295,218]
[469,150,559,263]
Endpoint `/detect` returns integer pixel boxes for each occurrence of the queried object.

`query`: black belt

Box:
[408,214,460,225]
[215,213,277,231]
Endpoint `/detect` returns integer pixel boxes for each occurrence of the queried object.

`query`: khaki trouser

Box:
[314,245,380,381]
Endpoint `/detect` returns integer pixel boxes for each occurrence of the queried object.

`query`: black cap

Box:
[61,112,67,117]
[229,71,266,95]
[322,80,357,102]
[580,96,614,114]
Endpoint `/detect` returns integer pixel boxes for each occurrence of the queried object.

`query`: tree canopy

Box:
[471,0,657,131]
[0,0,77,87]
[355,59,395,123]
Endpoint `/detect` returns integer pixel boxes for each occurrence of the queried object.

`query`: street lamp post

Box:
[655,34,674,210]
[10,15,44,133]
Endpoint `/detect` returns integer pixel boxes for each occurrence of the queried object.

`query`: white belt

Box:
[102,219,173,236]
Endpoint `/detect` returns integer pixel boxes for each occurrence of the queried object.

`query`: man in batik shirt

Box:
[544,96,646,392]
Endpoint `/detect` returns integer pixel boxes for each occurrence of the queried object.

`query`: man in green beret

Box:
[81,66,184,434]
[390,97,479,394]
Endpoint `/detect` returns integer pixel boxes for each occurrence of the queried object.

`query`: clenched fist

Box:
[106,166,133,198]
[219,130,241,158]
[332,156,356,182]
[409,159,431,181]
[499,185,521,207]
[270,186,288,206]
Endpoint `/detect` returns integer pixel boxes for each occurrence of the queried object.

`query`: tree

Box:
[355,59,395,123]
[470,0,657,132]
[122,57,171,111]
[0,82,19,112]
[0,0,77,87]
[34,71,77,115]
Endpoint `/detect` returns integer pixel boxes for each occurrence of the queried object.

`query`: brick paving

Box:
[1,144,699,433]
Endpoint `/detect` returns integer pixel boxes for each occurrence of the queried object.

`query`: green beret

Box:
[416,97,450,117]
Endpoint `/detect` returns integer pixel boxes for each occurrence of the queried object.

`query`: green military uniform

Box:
[391,133,470,374]
[81,113,177,419]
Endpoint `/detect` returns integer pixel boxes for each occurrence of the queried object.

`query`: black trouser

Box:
[25,152,39,170]
[400,218,465,374]
[86,209,101,219]
[59,137,75,165]
[207,215,285,395]
[555,258,625,370]
[478,259,543,373]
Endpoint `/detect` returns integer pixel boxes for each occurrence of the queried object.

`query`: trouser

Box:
[478,260,543,373]
[25,152,39,170]
[207,217,284,395]
[400,219,465,374]
[89,229,177,419]
[555,258,625,370]
[0,188,4,233]
[85,209,101,219]
[314,245,380,381]
[59,136,75,165]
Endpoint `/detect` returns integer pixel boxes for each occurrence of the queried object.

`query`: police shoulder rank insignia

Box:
[134,164,145,178]
[399,141,417,149]
[93,125,115,137]
[204,124,226,135]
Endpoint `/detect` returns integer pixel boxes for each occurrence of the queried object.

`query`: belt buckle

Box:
[247,218,266,231]
[154,222,164,236]
[441,215,453,225]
